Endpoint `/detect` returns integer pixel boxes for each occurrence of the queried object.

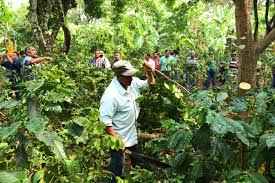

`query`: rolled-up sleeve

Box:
[99,95,117,126]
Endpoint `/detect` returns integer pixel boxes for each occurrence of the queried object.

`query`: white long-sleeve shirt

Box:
[99,77,148,147]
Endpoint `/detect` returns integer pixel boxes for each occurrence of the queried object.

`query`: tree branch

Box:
[257,28,275,54]
[55,0,71,53]
[270,15,275,29]
[253,0,259,42]
[265,0,272,34]
[28,0,48,52]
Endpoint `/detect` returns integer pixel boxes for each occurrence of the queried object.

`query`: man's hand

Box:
[45,57,53,62]
[105,126,116,136]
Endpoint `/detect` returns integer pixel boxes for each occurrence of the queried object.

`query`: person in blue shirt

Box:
[0,51,22,99]
[21,47,53,117]
[22,47,53,81]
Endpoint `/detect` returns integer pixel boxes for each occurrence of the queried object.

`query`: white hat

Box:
[112,60,137,76]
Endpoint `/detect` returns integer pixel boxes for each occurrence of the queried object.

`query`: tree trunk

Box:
[234,0,257,96]
[28,0,71,53]
[234,0,275,96]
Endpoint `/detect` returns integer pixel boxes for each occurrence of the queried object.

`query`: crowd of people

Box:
[88,49,265,90]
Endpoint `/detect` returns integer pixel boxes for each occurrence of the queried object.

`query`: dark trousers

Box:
[109,144,141,183]
[220,66,227,84]
[205,70,216,89]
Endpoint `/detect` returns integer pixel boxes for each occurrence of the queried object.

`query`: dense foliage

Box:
[0,0,274,182]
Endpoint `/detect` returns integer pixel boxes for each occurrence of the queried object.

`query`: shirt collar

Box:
[114,77,128,96]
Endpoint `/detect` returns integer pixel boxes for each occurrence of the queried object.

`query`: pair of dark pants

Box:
[109,144,141,183]
[205,70,216,89]
[220,66,227,84]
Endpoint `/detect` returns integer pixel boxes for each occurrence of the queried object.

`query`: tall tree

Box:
[28,0,77,53]
[234,0,275,95]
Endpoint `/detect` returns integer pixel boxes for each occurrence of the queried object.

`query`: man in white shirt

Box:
[99,60,155,182]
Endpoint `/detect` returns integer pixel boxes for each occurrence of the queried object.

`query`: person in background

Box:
[0,52,22,99]
[88,49,109,69]
[99,60,155,182]
[152,52,160,71]
[205,51,218,90]
[185,50,198,86]
[144,53,155,70]
[219,50,231,84]
[228,53,239,82]
[99,50,111,69]
[22,46,53,118]
[20,50,27,58]
[159,50,175,78]
[171,50,180,79]
[111,51,122,67]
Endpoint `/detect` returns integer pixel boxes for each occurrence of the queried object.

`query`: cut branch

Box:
[253,0,259,42]
[257,28,275,54]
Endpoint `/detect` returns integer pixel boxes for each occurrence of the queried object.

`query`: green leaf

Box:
[65,159,81,174]
[210,117,227,136]
[251,118,263,135]
[0,121,22,141]
[168,131,183,149]
[191,161,203,179]
[25,117,46,135]
[0,100,18,109]
[265,134,275,149]
[32,170,44,183]
[0,170,29,183]
[26,79,45,93]
[248,171,268,183]
[72,116,90,127]
[226,169,242,179]
[191,125,211,153]
[170,152,185,168]
[0,171,19,183]
[164,82,170,90]
[36,131,67,159]
[217,92,228,102]
[256,92,268,101]
[44,105,62,112]
[230,99,247,112]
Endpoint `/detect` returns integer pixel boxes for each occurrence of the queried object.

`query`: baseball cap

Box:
[112,60,137,76]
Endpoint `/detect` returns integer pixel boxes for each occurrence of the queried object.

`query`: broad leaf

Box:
[0,121,22,140]
[0,100,18,109]
[265,134,275,149]
[32,170,44,183]
[217,92,228,102]
[248,171,268,183]
[25,117,46,135]
[26,79,45,93]
[36,131,67,159]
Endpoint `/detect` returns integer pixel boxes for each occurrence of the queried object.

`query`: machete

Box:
[125,149,171,168]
